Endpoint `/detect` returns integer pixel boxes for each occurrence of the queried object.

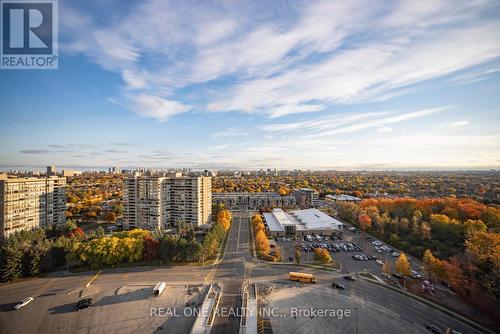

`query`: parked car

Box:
[392,252,400,257]
[376,260,384,265]
[343,275,356,281]
[14,297,34,310]
[392,273,403,279]
[411,270,423,279]
[425,323,442,334]
[76,298,93,311]
[332,281,345,289]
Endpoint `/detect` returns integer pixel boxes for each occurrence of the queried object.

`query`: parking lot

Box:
[271,224,423,281]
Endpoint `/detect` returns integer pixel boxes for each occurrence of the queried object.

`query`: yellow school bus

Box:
[289,272,316,283]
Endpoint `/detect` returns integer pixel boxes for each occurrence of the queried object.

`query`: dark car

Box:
[392,273,403,279]
[343,275,356,281]
[76,298,92,311]
[425,323,442,334]
[332,281,345,289]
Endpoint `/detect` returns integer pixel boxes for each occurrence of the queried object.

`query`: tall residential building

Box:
[292,188,319,208]
[46,165,56,176]
[109,166,121,174]
[0,176,66,239]
[124,174,212,230]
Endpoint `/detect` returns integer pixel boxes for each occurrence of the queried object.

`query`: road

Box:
[210,214,251,333]
[0,210,492,334]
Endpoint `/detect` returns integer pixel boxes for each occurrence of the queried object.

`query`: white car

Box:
[14,297,34,310]
[392,252,400,257]
[411,270,422,279]
[376,259,384,265]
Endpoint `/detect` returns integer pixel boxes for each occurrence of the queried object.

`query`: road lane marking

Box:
[86,270,102,288]
[33,278,56,298]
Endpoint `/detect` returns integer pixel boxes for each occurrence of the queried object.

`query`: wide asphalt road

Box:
[210,214,251,334]
[0,210,492,334]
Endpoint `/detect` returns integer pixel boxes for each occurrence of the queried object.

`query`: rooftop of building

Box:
[325,194,362,201]
[213,192,293,197]
[263,208,343,232]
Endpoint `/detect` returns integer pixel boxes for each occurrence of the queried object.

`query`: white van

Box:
[153,282,167,297]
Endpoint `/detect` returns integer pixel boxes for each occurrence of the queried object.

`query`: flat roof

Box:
[326,194,361,201]
[263,211,285,232]
[264,208,343,232]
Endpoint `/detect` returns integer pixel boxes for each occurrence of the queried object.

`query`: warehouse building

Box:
[263,208,343,237]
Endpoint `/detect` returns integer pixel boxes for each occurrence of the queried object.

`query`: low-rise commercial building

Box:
[325,194,362,204]
[212,192,296,210]
[263,208,343,237]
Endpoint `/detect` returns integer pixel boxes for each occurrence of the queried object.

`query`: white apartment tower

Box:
[124,174,212,230]
[0,175,66,239]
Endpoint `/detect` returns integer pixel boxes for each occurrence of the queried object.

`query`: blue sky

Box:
[1,0,500,170]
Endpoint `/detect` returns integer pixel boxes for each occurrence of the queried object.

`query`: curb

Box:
[362,276,495,334]
[260,260,342,272]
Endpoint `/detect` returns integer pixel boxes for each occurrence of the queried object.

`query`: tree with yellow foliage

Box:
[277,187,289,196]
[313,248,332,264]
[255,229,270,255]
[219,217,231,232]
[382,261,391,274]
[395,253,411,276]
[423,249,436,279]
[273,246,282,262]
[252,215,263,228]
[422,249,448,281]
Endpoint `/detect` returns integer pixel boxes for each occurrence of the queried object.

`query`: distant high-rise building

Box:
[109,166,121,174]
[0,176,66,239]
[123,174,212,230]
[62,169,82,177]
[46,165,56,176]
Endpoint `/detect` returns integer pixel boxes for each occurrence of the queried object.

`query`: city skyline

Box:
[1,0,500,170]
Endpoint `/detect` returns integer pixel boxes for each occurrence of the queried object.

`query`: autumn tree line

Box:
[251,214,332,264]
[338,197,500,302]
[0,208,232,281]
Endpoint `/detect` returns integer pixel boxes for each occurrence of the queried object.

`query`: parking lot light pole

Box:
[354,306,359,334]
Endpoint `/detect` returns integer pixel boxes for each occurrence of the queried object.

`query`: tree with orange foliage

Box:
[358,213,372,231]
[313,247,332,264]
[252,214,263,228]
[443,257,467,296]
[255,229,270,255]
[219,217,231,231]
[466,232,500,268]
[277,187,289,196]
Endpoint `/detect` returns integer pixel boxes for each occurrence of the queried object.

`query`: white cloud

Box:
[449,120,470,128]
[122,70,147,89]
[437,120,470,129]
[268,104,325,118]
[212,127,248,139]
[128,94,190,122]
[61,0,500,121]
[377,127,392,133]
[261,107,447,138]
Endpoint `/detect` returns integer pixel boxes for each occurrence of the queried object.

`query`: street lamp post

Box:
[354,306,359,334]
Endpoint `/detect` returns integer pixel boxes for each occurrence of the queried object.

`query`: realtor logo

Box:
[1,0,58,69]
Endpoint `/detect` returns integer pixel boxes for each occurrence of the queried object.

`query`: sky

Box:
[1,0,500,171]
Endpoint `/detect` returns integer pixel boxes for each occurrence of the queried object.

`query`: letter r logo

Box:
[2,1,53,54]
